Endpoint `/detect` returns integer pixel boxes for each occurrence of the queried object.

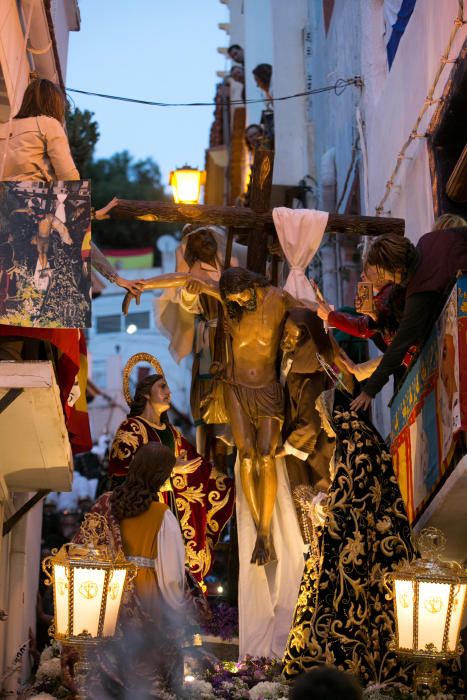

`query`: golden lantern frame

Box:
[385,527,467,689]
[42,513,137,698]
[169,165,206,204]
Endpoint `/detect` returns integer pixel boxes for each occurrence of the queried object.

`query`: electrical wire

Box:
[66,76,362,109]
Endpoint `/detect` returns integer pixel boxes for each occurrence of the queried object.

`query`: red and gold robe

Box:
[108,416,234,584]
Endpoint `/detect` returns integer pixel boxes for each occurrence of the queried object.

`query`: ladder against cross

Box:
[106,149,405,274]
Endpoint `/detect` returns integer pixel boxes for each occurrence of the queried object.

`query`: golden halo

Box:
[123,352,164,406]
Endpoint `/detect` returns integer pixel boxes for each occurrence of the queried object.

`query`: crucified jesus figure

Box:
[124,266,307,565]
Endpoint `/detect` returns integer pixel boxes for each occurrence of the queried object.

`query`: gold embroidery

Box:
[109,420,148,462]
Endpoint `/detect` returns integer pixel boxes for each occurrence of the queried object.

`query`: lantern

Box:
[42,513,137,697]
[386,527,467,689]
[169,165,206,204]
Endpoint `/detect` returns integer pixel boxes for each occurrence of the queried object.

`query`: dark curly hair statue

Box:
[110,443,175,521]
[219,266,269,321]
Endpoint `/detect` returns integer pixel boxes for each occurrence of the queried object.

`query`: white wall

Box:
[363,0,466,243]
[270,0,308,186]
[227,0,245,49]
[243,0,274,126]
[50,0,80,79]
[0,0,31,119]
[306,0,362,212]
[2,495,42,692]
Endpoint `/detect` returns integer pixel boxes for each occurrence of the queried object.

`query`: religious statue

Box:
[107,353,235,585]
[278,309,336,539]
[129,225,245,455]
[125,267,308,565]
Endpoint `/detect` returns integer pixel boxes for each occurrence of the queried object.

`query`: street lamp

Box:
[169,165,206,204]
[42,513,137,698]
[386,527,467,690]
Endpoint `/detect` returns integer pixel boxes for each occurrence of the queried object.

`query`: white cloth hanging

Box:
[272,207,328,303]
[154,509,186,611]
[236,455,305,659]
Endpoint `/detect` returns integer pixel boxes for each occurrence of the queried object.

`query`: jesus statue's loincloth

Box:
[229,381,284,427]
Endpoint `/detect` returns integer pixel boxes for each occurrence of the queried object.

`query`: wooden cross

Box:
[107,148,404,275]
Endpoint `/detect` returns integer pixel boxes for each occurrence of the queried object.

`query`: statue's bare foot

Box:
[251,533,271,565]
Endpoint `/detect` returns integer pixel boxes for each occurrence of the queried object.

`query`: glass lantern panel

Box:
[102,568,127,636]
[447,583,467,652]
[394,579,414,648]
[53,563,69,635]
[417,581,451,652]
[72,566,106,638]
[173,171,201,203]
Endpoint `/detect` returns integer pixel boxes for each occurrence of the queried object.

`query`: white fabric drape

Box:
[272,207,328,303]
[154,227,246,362]
[236,456,304,658]
[154,509,186,611]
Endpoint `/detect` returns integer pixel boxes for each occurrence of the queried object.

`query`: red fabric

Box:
[328,310,374,338]
[108,416,235,583]
[63,331,92,454]
[328,285,416,369]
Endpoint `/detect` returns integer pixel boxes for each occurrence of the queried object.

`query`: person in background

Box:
[434,213,467,229]
[315,272,413,384]
[290,667,362,700]
[252,63,273,101]
[350,227,467,411]
[227,44,244,64]
[245,123,264,152]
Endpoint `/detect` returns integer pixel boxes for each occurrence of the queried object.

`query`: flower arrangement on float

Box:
[23,647,464,699]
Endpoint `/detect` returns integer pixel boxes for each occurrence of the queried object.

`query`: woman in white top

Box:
[0,77,142,294]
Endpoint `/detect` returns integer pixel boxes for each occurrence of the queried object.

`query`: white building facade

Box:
[0,0,80,687]
[217,0,467,552]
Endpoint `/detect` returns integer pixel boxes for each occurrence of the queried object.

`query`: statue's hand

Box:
[94,196,118,220]
[173,455,203,474]
[116,276,145,296]
[337,348,355,374]
[316,300,332,321]
[185,277,205,295]
[122,291,140,315]
[275,446,287,459]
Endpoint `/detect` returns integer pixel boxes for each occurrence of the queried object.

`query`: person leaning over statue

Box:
[278,308,336,532]
[350,227,467,412]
